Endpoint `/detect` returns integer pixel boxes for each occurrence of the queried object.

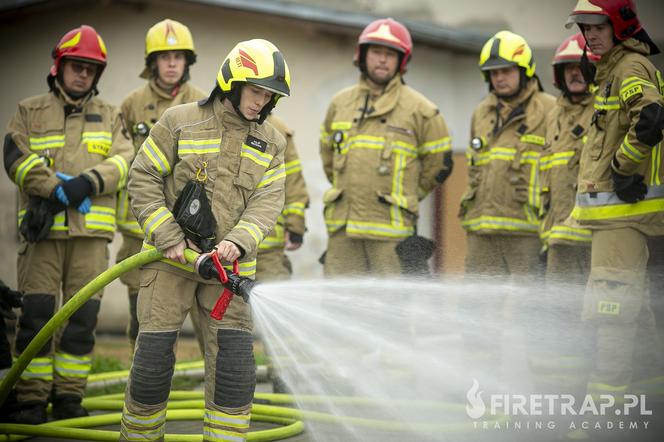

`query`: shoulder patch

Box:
[85,114,103,123]
[245,135,267,152]
[621,84,643,103]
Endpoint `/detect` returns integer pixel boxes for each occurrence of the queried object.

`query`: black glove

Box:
[395,235,436,276]
[435,152,454,184]
[287,231,303,245]
[19,196,66,243]
[0,280,23,320]
[59,175,94,207]
[611,170,647,203]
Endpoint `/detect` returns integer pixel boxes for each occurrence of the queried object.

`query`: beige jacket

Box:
[128,97,286,280]
[570,39,664,235]
[460,78,556,236]
[320,74,452,240]
[117,80,206,238]
[5,82,134,241]
[258,115,309,251]
[540,94,594,248]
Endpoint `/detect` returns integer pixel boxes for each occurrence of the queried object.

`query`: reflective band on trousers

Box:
[203,427,246,442]
[18,356,53,381]
[121,406,167,441]
[54,352,91,378]
[204,409,250,429]
[572,185,664,221]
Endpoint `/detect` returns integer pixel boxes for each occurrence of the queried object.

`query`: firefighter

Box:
[566,0,664,409]
[256,115,309,281]
[118,18,206,352]
[320,18,453,276]
[530,33,600,395]
[190,114,309,393]
[119,39,289,442]
[460,30,555,278]
[2,25,133,423]
[540,32,599,285]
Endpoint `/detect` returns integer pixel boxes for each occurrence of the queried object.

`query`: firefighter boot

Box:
[52,395,88,420]
[10,401,47,424]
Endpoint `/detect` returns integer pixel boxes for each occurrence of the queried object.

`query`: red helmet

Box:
[354,18,412,74]
[552,32,600,89]
[50,25,107,77]
[566,0,641,41]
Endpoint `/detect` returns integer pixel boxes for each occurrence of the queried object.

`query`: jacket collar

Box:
[594,38,650,84]
[213,96,252,131]
[52,79,93,109]
[149,78,182,100]
[356,73,403,119]
[558,92,593,111]
[488,77,539,111]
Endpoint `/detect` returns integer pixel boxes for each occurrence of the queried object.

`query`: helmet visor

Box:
[480,57,517,71]
[566,13,609,28]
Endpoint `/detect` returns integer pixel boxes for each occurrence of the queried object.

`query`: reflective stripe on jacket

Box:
[5,83,134,240]
[460,78,556,236]
[540,94,593,248]
[117,81,206,238]
[320,74,452,240]
[258,115,309,251]
[128,98,286,281]
[570,38,664,235]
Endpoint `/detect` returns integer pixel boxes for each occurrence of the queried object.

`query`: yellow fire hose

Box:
[0,249,505,440]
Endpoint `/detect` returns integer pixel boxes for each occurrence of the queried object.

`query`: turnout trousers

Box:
[583,228,663,394]
[119,268,255,442]
[323,230,401,277]
[116,235,144,352]
[14,237,108,404]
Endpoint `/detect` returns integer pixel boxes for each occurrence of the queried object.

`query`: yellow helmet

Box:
[478,30,536,80]
[216,39,290,98]
[140,19,197,79]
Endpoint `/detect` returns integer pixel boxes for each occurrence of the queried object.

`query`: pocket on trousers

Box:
[137,269,159,324]
[583,266,644,324]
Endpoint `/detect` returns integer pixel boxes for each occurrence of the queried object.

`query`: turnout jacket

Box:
[460,79,556,236]
[4,82,133,241]
[540,94,594,248]
[117,80,206,238]
[570,38,664,235]
[320,74,452,240]
[258,115,309,251]
[128,97,286,280]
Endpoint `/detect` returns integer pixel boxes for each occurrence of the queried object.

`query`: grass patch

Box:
[90,354,126,374]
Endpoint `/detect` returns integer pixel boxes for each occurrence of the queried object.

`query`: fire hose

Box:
[0,248,256,407]
[0,249,505,440]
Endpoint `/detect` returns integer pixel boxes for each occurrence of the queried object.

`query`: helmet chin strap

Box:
[225,84,274,124]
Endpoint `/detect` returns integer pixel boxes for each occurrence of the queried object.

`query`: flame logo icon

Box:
[466,379,486,419]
